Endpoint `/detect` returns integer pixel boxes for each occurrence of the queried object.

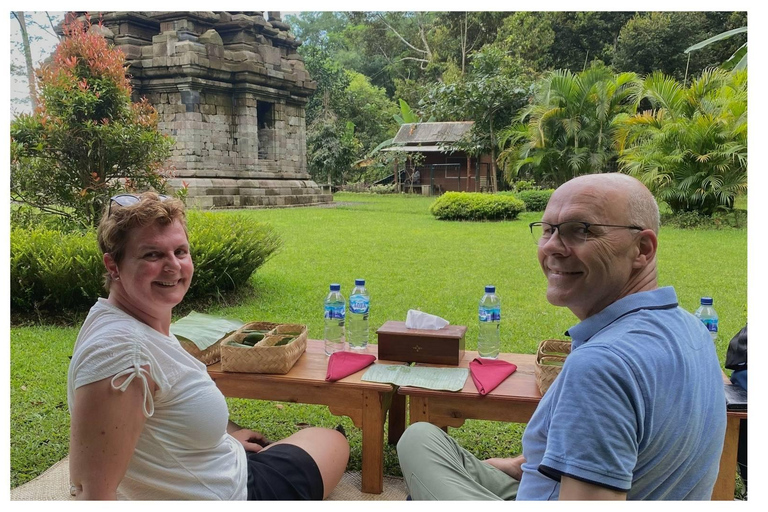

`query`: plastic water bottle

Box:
[324,284,346,356]
[347,279,370,349]
[694,297,718,342]
[478,285,501,359]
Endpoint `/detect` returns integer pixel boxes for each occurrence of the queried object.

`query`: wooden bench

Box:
[397,350,745,501]
[207,339,406,494]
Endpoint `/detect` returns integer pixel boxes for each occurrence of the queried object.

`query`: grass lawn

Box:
[10,191,748,488]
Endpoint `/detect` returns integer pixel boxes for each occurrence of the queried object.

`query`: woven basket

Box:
[220,322,307,374]
[534,339,572,395]
[179,337,224,366]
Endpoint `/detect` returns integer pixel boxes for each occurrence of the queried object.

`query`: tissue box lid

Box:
[377,320,466,365]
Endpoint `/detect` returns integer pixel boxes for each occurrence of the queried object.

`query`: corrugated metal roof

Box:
[392,122,474,144]
[380,145,458,153]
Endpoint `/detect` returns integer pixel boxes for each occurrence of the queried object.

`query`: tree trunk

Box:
[489,116,498,193]
[461,12,468,75]
[15,11,38,111]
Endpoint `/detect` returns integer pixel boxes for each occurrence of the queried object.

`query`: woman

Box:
[67,192,349,500]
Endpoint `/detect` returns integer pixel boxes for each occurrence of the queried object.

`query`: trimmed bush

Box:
[516,189,554,212]
[11,227,104,312]
[429,192,525,221]
[10,211,282,314]
[186,210,281,299]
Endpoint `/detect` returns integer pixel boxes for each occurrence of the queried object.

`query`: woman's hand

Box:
[227,420,272,453]
[229,428,273,453]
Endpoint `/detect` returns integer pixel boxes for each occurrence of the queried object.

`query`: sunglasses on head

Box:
[107,193,169,217]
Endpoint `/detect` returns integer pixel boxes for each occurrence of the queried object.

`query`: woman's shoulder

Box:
[75,300,146,348]
[70,299,175,393]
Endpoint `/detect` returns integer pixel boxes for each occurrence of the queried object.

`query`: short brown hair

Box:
[97,192,188,291]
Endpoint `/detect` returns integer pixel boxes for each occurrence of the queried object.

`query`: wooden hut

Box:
[380,122,495,194]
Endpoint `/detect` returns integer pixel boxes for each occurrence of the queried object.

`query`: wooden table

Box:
[207,339,406,494]
[397,350,746,500]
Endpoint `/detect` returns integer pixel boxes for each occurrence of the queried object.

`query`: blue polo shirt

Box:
[517,287,726,500]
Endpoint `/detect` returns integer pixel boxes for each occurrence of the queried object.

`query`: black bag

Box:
[725,324,747,371]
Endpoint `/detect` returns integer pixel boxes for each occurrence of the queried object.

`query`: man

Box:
[397,173,726,500]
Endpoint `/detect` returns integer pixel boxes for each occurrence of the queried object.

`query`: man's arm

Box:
[559,476,627,500]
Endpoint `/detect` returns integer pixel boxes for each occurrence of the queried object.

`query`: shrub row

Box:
[429,192,525,221]
[497,189,555,212]
[10,211,281,313]
[660,210,747,230]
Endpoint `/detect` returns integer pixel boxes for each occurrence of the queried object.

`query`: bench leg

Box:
[388,393,406,445]
[361,390,384,494]
[712,415,741,500]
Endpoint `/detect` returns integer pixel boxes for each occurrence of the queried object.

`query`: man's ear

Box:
[632,230,658,268]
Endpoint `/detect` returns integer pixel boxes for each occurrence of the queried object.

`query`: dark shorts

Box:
[246,444,324,500]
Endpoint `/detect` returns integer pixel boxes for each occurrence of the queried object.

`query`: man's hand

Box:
[230,428,272,453]
[484,454,526,481]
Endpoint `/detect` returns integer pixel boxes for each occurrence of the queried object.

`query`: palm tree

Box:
[497,65,640,187]
[614,68,747,215]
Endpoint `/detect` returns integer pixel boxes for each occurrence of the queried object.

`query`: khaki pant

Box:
[396,422,520,500]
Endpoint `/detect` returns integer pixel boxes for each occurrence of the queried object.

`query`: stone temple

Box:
[75,11,331,208]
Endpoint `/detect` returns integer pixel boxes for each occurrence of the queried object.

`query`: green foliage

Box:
[613,12,747,81]
[511,179,538,192]
[338,70,398,154]
[516,189,555,212]
[10,211,282,314]
[494,12,634,74]
[498,64,640,186]
[661,210,747,230]
[300,44,352,128]
[429,191,525,221]
[686,26,747,72]
[368,184,398,194]
[10,227,104,312]
[615,68,747,215]
[307,118,363,186]
[10,14,174,228]
[186,210,282,300]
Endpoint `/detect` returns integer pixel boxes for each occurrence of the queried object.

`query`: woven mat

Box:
[10,456,408,501]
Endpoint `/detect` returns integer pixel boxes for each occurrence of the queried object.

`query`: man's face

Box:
[537,183,640,320]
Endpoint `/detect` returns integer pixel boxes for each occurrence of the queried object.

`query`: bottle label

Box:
[324,304,345,320]
[479,307,501,322]
[349,295,370,314]
[702,318,718,333]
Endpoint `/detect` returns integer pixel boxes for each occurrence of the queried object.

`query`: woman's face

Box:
[109,219,194,317]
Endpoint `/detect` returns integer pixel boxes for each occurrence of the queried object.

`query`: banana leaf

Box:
[170,311,244,350]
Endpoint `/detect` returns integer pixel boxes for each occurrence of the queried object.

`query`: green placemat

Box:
[362,364,468,391]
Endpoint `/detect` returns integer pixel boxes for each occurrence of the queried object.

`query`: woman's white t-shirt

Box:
[67,298,247,500]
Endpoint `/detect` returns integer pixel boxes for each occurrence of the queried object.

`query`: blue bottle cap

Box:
[700,297,713,305]
[330,284,341,291]
[355,279,365,286]
[485,285,495,293]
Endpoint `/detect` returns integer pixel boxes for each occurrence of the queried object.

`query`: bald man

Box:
[397,173,726,500]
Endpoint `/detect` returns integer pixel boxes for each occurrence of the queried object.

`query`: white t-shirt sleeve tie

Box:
[111,364,155,417]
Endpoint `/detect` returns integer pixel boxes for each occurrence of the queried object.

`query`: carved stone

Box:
[69,11,330,208]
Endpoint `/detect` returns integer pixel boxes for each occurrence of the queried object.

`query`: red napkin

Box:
[325,352,377,382]
[469,358,517,395]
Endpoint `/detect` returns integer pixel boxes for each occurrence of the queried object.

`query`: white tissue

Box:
[405,309,450,330]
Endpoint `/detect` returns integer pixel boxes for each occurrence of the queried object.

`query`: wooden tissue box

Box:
[376,320,466,365]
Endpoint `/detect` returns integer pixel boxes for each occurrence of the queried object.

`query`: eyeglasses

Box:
[529,221,645,246]
[108,193,169,217]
